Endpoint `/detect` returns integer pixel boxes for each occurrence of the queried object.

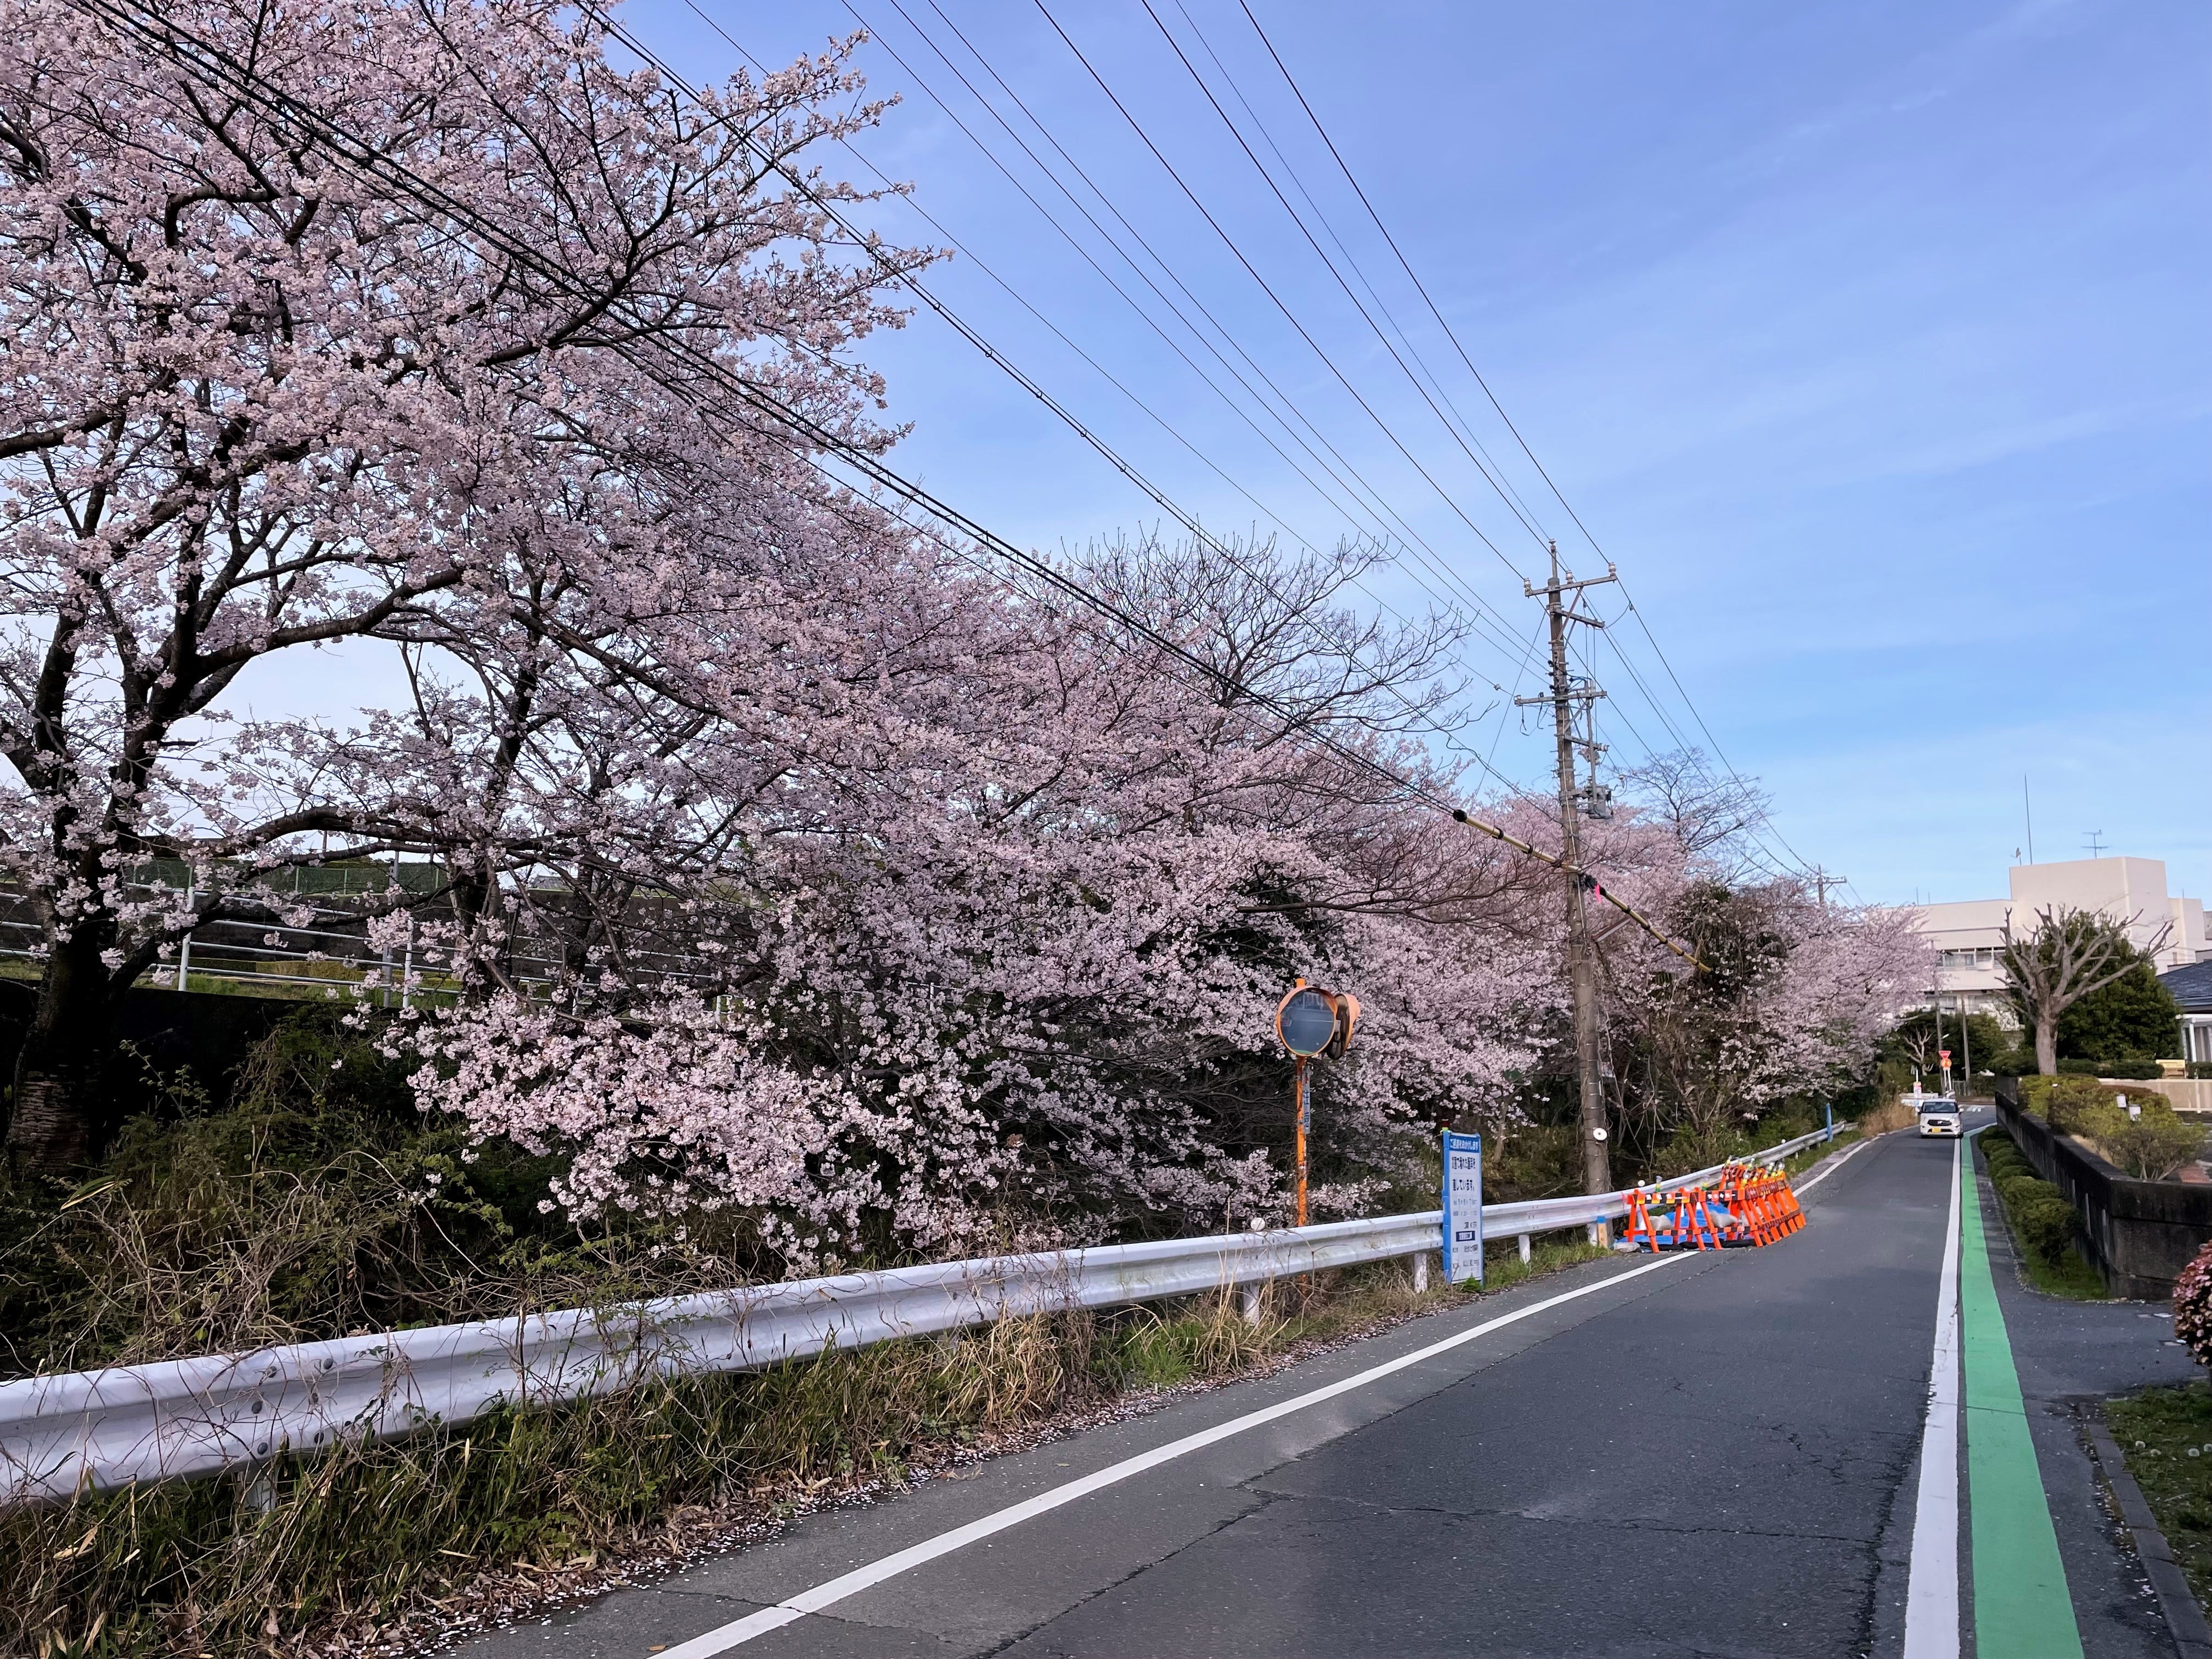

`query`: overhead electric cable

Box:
[617,4,1545,783]
[1231,5,1822,890]
[1160,0,1552,540]
[74,0,1701,938]
[1131,0,1554,552]
[876,0,1544,669]
[1233,0,1608,565]
[688,0,1541,691]
[1025,0,1534,586]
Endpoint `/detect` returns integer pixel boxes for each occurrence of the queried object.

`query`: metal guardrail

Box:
[0,1122,1843,1504]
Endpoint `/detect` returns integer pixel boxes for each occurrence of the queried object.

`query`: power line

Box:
[580,2,1534,779]
[1224,5,1829,893]
[1161,0,1554,543]
[75,0,1702,964]
[1612,579,1823,885]
[724,0,1544,689]
[634,4,1542,792]
[1025,0,1535,588]
[888,0,1543,672]
[1131,0,1551,554]
[1232,0,1606,566]
[680,0,1551,692]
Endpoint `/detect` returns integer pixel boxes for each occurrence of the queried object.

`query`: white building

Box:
[1914,856,2209,1019]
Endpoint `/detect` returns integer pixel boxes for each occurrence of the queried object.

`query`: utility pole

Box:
[1810,867,1848,908]
[1519,544,1617,1222]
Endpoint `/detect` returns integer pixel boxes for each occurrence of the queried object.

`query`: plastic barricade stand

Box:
[1622,1188,1658,1252]
[1751,1178,1782,1245]
[1622,1168,1807,1252]
[1685,1187,1723,1251]
[1617,1167,1809,1252]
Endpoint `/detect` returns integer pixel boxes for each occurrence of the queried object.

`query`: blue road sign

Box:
[1441,1130,1483,1286]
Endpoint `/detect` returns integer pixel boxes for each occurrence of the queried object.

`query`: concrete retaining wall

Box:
[1995,1083,2212,1299]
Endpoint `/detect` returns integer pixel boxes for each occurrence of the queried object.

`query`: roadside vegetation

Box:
[2107,1384,2212,1610]
[0,995,1869,1658]
[0,1180,1599,1659]
[1979,1130,2106,1299]
[2012,1076,2205,1181]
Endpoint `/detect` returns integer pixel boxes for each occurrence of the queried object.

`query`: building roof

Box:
[2160,960,2212,1013]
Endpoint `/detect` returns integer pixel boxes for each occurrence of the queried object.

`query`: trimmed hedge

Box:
[1984,1131,2082,1269]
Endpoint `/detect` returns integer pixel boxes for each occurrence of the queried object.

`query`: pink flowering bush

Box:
[2175,1243,2212,1367]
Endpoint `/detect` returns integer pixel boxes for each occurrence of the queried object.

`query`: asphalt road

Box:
[458,1122,2199,1658]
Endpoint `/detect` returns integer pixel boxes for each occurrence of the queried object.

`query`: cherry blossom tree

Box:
[407,528,1562,1264]
[0,0,922,1167]
[1594,866,1925,1171]
[0,0,1914,1272]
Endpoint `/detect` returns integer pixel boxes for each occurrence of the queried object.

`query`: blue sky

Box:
[620,0,2209,907]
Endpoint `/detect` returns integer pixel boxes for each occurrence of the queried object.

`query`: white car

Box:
[1917,1099,1962,1137]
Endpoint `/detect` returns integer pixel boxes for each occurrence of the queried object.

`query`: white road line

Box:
[651,1252,1695,1658]
[1902,1133,1963,1659]
[1796,1134,1873,1195]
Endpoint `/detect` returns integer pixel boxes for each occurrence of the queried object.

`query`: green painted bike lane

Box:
[1960,1128,2083,1658]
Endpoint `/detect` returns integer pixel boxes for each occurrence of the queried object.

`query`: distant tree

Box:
[2057,958,2182,1066]
[1885,1009,2007,1085]
[1998,906,2172,1076]
[1605,875,1922,1171]
[1613,748,1773,878]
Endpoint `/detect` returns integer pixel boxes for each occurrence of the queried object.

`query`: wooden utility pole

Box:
[1519,544,1617,1222]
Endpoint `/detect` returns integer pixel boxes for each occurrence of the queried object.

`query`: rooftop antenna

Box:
[2022,775,2035,864]
[2084,830,2107,859]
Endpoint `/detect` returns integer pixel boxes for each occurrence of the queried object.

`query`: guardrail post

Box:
[1517,1233,1531,1264]
[239,1463,279,1515]
[1412,1251,1429,1293]
[174,874,193,991]
[1240,1283,1263,1325]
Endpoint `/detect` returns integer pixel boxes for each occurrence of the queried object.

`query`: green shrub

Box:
[2100,1098,2206,1181]
[2046,1075,2122,1135]
[2011,1187,2084,1266]
[2021,1076,2205,1180]
[1981,1133,2080,1268]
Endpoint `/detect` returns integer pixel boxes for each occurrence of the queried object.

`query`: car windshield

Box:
[1918,1101,1957,1114]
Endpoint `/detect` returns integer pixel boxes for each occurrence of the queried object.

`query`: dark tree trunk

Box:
[3,924,121,1173]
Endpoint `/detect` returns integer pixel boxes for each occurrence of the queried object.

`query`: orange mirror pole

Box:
[1293,1056,1311,1228]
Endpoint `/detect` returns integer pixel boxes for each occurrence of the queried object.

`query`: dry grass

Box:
[0,1245,1610,1659]
[1859,1099,1916,1136]
[0,1009,1628,1658]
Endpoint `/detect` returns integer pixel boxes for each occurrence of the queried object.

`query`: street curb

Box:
[2084,1413,2212,1659]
